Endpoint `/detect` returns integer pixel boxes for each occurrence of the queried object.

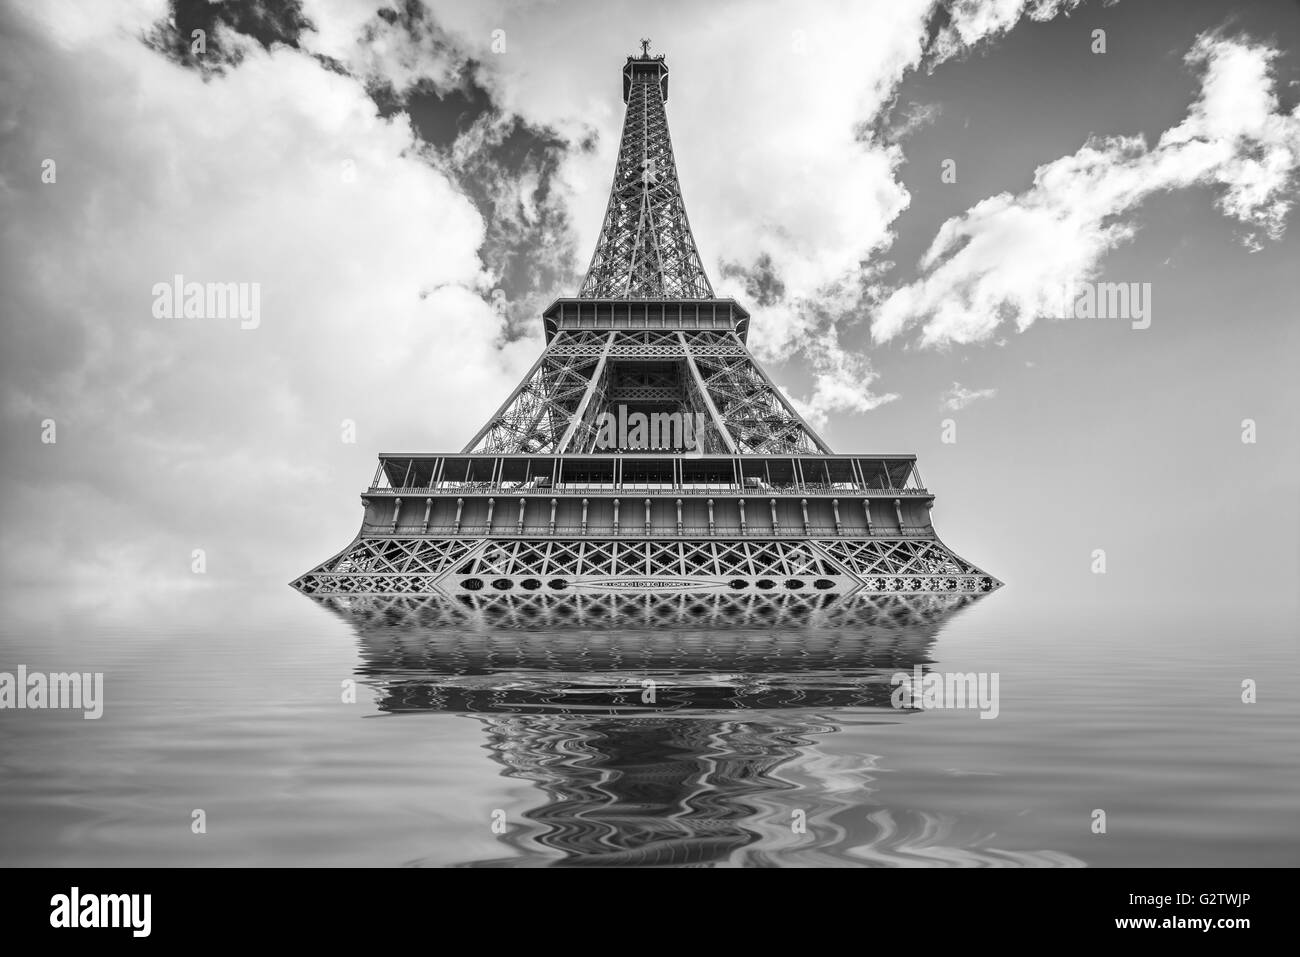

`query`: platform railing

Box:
[368,485,932,497]
[360,524,936,539]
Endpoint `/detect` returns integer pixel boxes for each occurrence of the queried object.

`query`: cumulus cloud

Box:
[940,383,998,411]
[695,0,1093,417]
[785,329,901,430]
[921,0,1085,66]
[872,32,1300,347]
[306,0,468,94]
[0,1,529,590]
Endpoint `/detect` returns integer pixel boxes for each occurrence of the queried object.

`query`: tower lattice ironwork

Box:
[579,44,712,300]
[292,44,1000,608]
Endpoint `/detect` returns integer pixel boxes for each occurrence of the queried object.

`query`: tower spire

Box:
[579,45,713,299]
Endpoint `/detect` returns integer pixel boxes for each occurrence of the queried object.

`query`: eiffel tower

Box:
[292,43,1000,603]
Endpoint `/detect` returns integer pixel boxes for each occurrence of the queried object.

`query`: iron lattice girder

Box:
[464,329,827,455]
[580,56,712,299]
[461,341,605,454]
[691,347,828,454]
[290,535,1000,596]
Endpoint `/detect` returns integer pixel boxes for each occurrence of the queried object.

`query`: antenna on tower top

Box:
[640,38,651,57]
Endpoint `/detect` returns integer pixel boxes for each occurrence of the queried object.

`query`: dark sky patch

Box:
[918,0,956,70]
[451,113,580,335]
[719,252,786,307]
[346,3,581,317]
[312,52,350,77]
[360,0,463,79]
[143,0,312,73]
[359,2,485,142]
[377,70,495,148]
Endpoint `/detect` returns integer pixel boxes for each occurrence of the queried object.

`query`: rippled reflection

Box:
[321,593,1082,867]
[317,589,986,633]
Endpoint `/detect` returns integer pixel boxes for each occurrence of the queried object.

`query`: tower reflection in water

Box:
[318,592,1080,867]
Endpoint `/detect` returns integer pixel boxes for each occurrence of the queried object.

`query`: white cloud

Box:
[925,0,1085,64]
[785,328,900,430]
[302,0,467,95]
[940,382,998,411]
[872,32,1300,347]
[881,101,944,144]
[0,3,527,588]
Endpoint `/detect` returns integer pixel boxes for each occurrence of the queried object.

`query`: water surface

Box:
[0,584,1295,867]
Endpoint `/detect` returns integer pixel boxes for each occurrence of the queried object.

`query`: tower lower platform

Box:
[291,452,1001,604]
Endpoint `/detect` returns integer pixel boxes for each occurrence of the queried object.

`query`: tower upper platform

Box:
[542,297,749,344]
[623,50,668,103]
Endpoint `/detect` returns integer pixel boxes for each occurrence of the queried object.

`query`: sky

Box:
[0,0,1297,616]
